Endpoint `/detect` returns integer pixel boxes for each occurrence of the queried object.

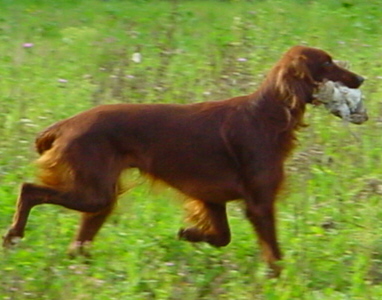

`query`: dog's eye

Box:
[323,61,332,67]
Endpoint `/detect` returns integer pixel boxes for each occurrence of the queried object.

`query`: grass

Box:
[1,0,382,299]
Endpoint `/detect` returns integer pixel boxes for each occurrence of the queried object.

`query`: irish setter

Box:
[3,46,364,277]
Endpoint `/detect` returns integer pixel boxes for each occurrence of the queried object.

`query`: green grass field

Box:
[1,0,382,299]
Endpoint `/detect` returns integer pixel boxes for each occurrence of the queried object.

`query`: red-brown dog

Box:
[3,46,365,276]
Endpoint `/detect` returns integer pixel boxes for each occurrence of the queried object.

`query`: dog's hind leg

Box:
[2,182,117,249]
[2,183,40,247]
[68,204,116,257]
[178,200,231,247]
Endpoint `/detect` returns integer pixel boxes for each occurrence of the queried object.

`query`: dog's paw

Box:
[68,241,93,259]
[2,229,22,249]
[178,227,203,243]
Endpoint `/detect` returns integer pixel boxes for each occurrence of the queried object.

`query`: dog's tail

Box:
[35,121,64,155]
[35,121,74,190]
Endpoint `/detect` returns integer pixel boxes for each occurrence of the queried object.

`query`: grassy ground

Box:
[1,0,382,299]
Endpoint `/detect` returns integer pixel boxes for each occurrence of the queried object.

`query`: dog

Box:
[3,45,365,277]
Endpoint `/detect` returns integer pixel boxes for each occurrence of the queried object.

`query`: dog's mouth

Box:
[313,81,368,125]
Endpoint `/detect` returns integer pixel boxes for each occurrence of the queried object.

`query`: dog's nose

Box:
[357,75,365,85]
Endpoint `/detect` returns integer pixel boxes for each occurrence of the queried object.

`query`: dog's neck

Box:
[250,79,313,131]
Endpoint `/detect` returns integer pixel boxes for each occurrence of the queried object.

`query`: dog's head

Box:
[271,46,367,124]
[285,45,364,88]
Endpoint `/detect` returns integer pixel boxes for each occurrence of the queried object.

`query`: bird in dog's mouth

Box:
[314,80,368,125]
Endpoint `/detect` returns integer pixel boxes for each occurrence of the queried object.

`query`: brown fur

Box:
[3,46,364,276]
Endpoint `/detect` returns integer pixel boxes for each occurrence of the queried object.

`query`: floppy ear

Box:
[276,54,314,86]
[274,54,316,108]
[289,55,314,83]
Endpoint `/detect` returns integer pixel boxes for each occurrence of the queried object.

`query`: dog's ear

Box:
[289,55,314,82]
[274,53,316,108]
[276,54,314,85]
